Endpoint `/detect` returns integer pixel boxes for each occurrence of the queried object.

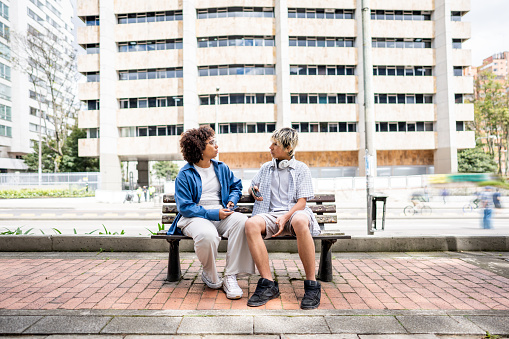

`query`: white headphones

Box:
[272,158,290,170]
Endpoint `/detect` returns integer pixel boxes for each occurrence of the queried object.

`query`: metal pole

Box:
[38,111,42,186]
[215,87,220,161]
[362,0,376,235]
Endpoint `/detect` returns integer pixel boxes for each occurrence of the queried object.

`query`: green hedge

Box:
[0,188,95,199]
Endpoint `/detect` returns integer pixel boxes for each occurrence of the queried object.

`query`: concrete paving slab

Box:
[48,336,122,339]
[466,316,509,335]
[283,335,358,339]
[0,336,47,339]
[24,316,112,335]
[101,316,182,335]
[358,335,439,339]
[254,316,329,334]
[126,336,278,339]
[396,316,485,335]
[0,316,42,334]
[177,316,253,335]
[325,316,406,334]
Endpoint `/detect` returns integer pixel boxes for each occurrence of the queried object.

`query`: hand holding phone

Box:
[251,186,262,198]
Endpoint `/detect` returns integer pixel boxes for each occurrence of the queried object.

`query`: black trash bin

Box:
[370,194,388,231]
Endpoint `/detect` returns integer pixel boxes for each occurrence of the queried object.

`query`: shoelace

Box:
[225,275,239,288]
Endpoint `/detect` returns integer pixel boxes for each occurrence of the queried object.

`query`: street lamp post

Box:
[214,87,220,161]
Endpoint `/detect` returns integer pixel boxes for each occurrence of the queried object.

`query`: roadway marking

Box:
[103,213,119,217]
[81,213,98,217]
[40,213,56,217]
[61,213,77,217]
[19,213,35,217]
[0,213,14,217]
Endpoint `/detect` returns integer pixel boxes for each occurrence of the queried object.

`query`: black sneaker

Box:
[301,280,321,310]
[247,278,280,307]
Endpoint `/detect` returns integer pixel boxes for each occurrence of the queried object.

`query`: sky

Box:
[463,0,509,66]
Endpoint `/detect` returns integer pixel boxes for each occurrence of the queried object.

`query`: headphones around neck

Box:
[272,158,290,170]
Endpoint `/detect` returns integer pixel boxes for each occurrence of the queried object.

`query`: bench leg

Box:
[317,239,337,282]
[166,239,181,282]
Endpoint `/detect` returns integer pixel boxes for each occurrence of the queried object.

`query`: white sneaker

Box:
[201,271,222,289]
[223,274,243,300]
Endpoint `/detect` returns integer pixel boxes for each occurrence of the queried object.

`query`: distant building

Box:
[77,0,475,191]
[0,0,75,173]
[479,52,509,78]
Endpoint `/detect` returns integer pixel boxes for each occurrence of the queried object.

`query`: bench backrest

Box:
[161,194,337,230]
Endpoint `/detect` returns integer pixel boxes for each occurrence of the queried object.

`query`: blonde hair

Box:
[271,127,298,157]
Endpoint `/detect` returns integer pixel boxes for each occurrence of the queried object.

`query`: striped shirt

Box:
[250,158,320,236]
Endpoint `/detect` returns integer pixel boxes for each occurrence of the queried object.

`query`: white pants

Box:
[178,209,255,283]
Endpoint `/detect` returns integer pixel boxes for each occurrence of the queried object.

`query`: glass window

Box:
[455,94,463,104]
[407,123,416,131]
[138,127,148,136]
[398,122,406,132]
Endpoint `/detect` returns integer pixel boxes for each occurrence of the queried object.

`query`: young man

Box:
[245,127,321,310]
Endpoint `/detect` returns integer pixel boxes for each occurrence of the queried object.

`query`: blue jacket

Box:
[167,160,243,235]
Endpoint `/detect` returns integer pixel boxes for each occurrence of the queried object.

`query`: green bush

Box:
[0,188,95,199]
[478,180,509,190]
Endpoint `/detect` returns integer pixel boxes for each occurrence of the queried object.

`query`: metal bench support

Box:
[317,239,337,282]
[166,239,182,282]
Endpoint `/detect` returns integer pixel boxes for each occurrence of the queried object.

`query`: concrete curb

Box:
[1,235,508,252]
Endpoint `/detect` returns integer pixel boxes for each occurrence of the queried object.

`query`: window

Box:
[197,7,274,19]
[453,66,463,76]
[375,94,433,104]
[118,67,183,80]
[0,103,10,121]
[290,36,355,48]
[0,62,10,80]
[86,72,100,82]
[372,38,432,49]
[452,39,462,49]
[118,39,183,52]
[451,11,462,21]
[0,83,11,101]
[455,94,463,104]
[0,2,8,20]
[119,96,182,109]
[198,35,275,48]
[85,16,99,26]
[85,44,100,54]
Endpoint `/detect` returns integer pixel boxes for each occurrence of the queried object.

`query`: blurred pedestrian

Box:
[149,186,156,201]
[493,188,502,209]
[441,188,448,204]
[136,186,142,203]
[480,186,494,229]
[143,186,148,202]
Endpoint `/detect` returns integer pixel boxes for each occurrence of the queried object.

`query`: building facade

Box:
[0,0,75,173]
[479,52,509,78]
[77,0,475,191]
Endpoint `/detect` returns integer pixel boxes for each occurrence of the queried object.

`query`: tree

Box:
[473,71,509,175]
[153,161,180,181]
[59,125,99,172]
[458,146,497,173]
[23,125,99,172]
[11,28,79,173]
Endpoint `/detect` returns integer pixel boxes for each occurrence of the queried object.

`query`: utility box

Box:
[370,194,388,232]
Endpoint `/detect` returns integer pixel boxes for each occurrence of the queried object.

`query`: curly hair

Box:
[179,126,215,164]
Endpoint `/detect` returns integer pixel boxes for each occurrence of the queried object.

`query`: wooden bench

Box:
[151,194,351,282]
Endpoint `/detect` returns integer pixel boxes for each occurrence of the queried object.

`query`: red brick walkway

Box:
[1,256,508,311]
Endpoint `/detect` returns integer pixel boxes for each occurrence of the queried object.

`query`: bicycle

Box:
[404,202,432,216]
[462,198,480,213]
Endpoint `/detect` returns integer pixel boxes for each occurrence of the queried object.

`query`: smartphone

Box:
[251,187,262,198]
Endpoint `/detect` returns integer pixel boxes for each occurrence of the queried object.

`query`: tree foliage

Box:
[458,146,497,173]
[23,125,99,172]
[11,28,79,172]
[153,161,180,181]
[472,71,509,175]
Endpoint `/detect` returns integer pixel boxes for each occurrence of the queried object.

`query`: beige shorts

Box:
[258,210,312,239]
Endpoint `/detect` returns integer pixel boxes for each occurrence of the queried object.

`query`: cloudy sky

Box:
[463,0,509,66]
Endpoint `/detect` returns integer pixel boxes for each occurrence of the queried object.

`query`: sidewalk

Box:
[1,251,509,337]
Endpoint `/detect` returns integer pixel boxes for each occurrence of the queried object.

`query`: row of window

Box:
[291,65,355,76]
[288,8,354,19]
[291,93,356,104]
[119,96,183,109]
[0,21,8,41]
[29,122,54,136]
[118,39,182,52]
[0,124,11,137]
[372,38,432,49]
[200,93,275,105]
[371,10,431,21]
[375,94,433,104]
[376,121,434,132]
[290,36,354,47]
[373,66,432,77]
[198,36,274,48]
[120,125,183,138]
[292,122,357,133]
[197,7,274,19]
[118,11,183,24]
[0,103,10,121]
[86,100,99,111]
[0,62,10,81]
[27,8,43,23]
[199,65,275,77]
[0,2,8,20]
[119,68,183,81]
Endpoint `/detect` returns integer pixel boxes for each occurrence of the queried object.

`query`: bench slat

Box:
[162,204,336,214]
[161,214,337,224]
[163,194,335,204]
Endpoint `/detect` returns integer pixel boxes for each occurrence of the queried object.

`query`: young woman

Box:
[167,126,254,299]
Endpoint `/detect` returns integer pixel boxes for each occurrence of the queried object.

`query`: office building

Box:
[77,0,474,192]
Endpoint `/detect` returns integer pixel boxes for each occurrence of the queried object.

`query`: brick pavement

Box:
[1,253,509,311]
